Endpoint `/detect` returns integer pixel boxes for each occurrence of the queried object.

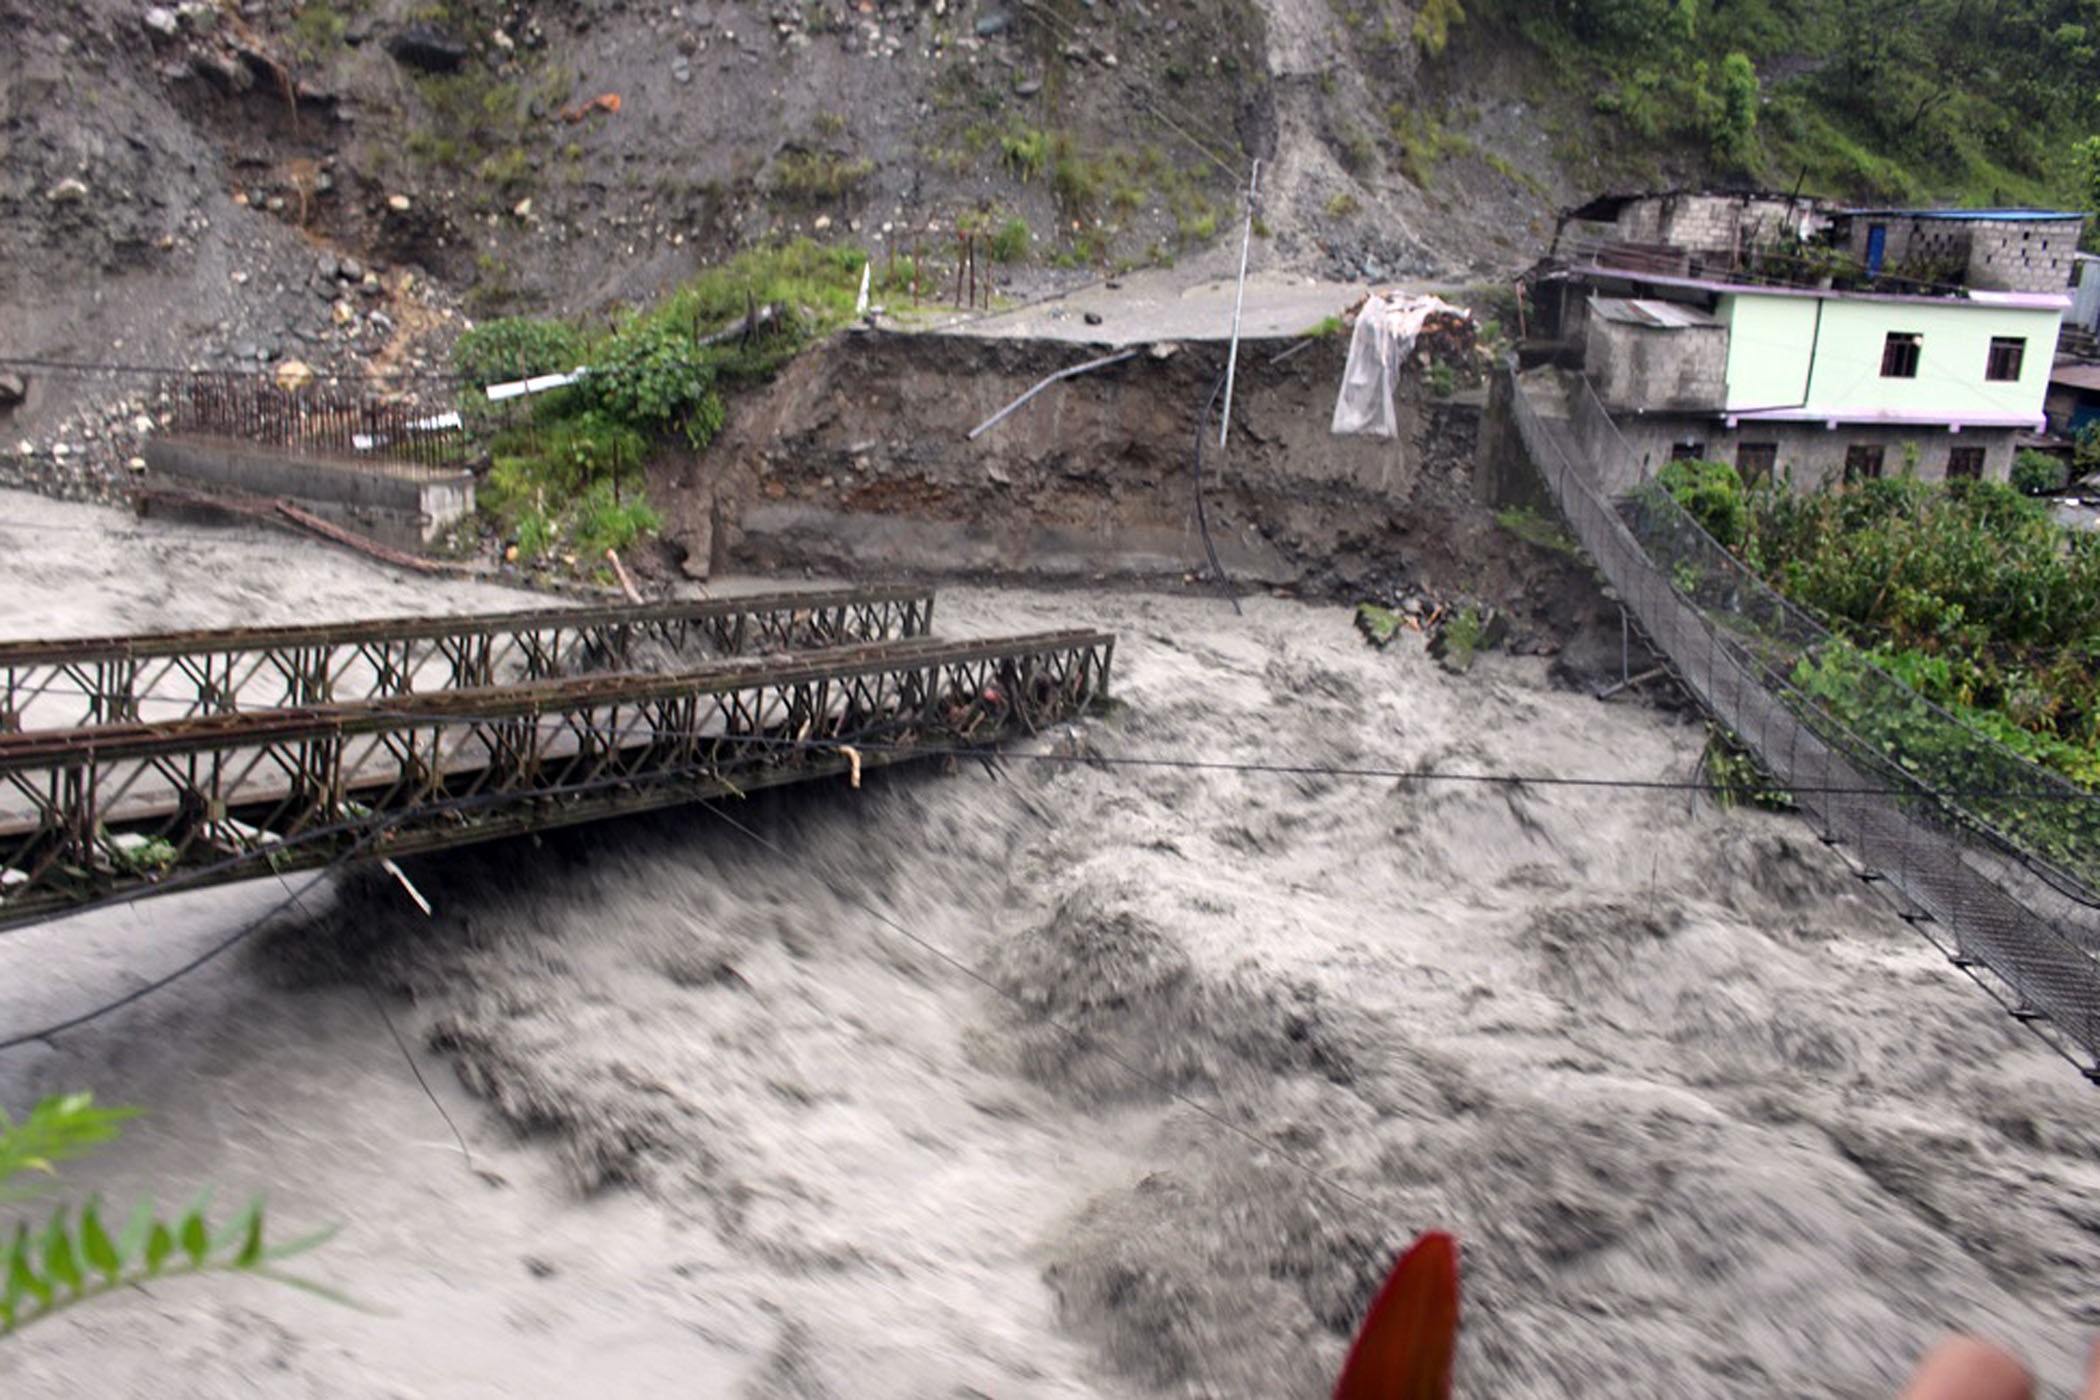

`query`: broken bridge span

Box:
[0,586,1113,930]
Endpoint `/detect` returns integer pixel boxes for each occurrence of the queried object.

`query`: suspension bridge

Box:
[1508,368,2100,1078]
[0,586,1114,931]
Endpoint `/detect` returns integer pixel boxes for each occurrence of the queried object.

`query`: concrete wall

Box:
[1719,290,2060,425]
[145,436,474,542]
[1607,414,2016,489]
[1967,220,2081,294]
[1839,216,2081,294]
[1585,315,1727,414]
[2074,254,2100,333]
[1614,194,1819,258]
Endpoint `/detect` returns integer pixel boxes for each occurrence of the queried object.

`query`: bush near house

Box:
[1658,467,2100,798]
[2012,449,2069,496]
[1656,457,1747,546]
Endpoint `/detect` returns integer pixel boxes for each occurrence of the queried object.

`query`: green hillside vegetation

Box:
[454,241,872,571]
[1457,0,2100,212]
[1658,463,2100,880]
[1658,461,2100,880]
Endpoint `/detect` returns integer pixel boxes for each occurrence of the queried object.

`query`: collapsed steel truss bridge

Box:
[0,589,1112,931]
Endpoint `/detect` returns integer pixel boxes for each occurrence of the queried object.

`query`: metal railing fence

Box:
[1569,375,2100,911]
[163,373,466,475]
[1508,368,2100,1076]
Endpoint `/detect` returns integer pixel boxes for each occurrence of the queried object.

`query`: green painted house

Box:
[1530,194,2081,491]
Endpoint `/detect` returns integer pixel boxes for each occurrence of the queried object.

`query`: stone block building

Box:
[1833,209,2083,296]
[1584,298,1727,414]
[1575,190,1822,264]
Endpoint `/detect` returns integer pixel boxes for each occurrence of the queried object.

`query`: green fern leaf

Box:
[116,1196,155,1267]
[8,1225,50,1310]
[40,1216,82,1295]
[178,1210,208,1268]
[144,1221,173,1276]
[79,1201,120,1281]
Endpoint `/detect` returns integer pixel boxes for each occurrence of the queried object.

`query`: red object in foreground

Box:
[1333,1231,1461,1400]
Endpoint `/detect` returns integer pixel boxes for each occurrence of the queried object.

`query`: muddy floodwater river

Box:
[1,485,2096,1399]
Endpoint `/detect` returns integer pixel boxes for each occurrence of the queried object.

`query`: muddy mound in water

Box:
[982,879,1369,1106]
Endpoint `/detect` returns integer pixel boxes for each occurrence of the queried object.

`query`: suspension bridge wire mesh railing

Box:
[1506,367,2100,1077]
[1562,379,2100,915]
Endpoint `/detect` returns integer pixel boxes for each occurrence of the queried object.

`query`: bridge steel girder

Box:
[0,629,1112,930]
[0,586,936,735]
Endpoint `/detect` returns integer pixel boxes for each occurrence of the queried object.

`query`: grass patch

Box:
[1001,126,1052,182]
[772,149,874,203]
[461,242,874,572]
[1494,505,1580,556]
[475,146,535,195]
[987,215,1032,263]
[1386,105,1458,188]
[290,2,348,60]
[1336,123,1381,177]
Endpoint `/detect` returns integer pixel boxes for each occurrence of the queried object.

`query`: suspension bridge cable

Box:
[0,817,405,1051]
[7,681,2099,808]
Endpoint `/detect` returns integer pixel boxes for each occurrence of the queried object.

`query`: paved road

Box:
[914,265,1380,345]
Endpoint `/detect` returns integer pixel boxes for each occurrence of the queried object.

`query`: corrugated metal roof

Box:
[1588,296,1721,329]
[2049,364,2100,393]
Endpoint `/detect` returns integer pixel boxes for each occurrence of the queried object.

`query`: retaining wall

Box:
[145,435,474,543]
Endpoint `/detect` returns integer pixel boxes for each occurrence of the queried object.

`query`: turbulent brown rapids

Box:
[2,488,2095,1399]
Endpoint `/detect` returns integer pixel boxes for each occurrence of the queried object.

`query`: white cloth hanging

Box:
[1330,294,1470,437]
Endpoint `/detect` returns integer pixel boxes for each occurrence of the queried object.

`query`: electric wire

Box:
[0,616,2077,805]
[9,685,2100,804]
[258,852,481,1172]
[6,695,2097,1083]
[363,981,476,1173]
[1191,358,1243,614]
[5,674,2099,848]
[0,817,400,1051]
[6,625,2099,930]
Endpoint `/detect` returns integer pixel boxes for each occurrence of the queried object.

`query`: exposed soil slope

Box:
[651,328,1643,683]
[0,0,1580,444]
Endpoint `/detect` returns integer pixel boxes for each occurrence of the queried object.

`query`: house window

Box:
[1669,441,1708,462]
[1986,337,2026,382]
[1881,332,1921,378]
[1844,443,1886,483]
[1736,442,1778,485]
[1946,446,1985,481]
